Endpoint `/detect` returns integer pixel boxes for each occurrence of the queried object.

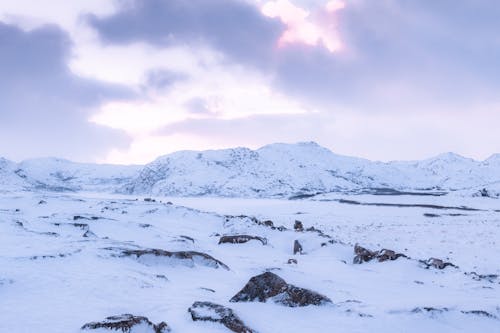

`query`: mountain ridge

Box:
[1,142,499,198]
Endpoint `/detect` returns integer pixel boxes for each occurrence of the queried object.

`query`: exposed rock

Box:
[81,314,170,332]
[294,220,304,231]
[115,248,230,270]
[293,240,303,255]
[465,272,499,283]
[461,310,498,319]
[262,220,274,227]
[219,235,267,246]
[230,272,332,307]
[83,230,97,238]
[38,200,47,205]
[353,244,376,264]
[188,301,256,333]
[74,215,99,221]
[411,307,449,315]
[420,258,457,269]
[179,235,195,243]
[287,258,298,264]
[376,249,407,262]
[353,244,406,264]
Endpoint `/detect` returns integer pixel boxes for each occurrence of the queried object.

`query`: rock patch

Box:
[353,244,406,264]
[115,248,230,270]
[81,314,170,332]
[420,258,457,269]
[219,235,267,246]
[188,301,256,333]
[230,272,332,307]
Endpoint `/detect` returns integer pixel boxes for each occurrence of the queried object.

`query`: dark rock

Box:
[81,314,170,332]
[424,213,440,218]
[116,248,230,270]
[230,272,332,307]
[412,307,449,314]
[287,258,298,264]
[144,198,156,202]
[293,240,303,255]
[83,230,97,238]
[219,235,267,246]
[188,301,256,333]
[179,235,195,243]
[262,220,274,227]
[353,244,376,264]
[376,249,407,262]
[420,258,457,269]
[38,200,47,205]
[465,272,499,283]
[74,216,99,221]
[353,244,406,264]
[294,220,304,232]
[461,310,498,319]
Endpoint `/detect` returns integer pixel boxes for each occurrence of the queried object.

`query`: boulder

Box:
[219,235,267,246]
[114,248,229,270]
[421,257,457,269]
[81,314,170,332]
[294,220,304,232]
[230,272,332,307]
[353,244,406,264]
[188,301,256,333]
[293,240,303,255]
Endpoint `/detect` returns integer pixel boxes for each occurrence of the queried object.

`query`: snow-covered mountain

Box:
[1,142,499,198]
[0,157,141,192]
[122,142,500,198]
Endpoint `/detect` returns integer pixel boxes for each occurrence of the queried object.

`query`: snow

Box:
[0,142,499,332]
[121,142,500,198]
[0,190,498,332]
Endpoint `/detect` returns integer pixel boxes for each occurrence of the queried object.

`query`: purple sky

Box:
[1,0,499,164]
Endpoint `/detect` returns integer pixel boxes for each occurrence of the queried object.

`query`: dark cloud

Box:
[273,0,500,111]
[88,0,284,68]
[0,22,133,162]
[157,112,332,146]
[144,68,187,91]
[89,0,500,114]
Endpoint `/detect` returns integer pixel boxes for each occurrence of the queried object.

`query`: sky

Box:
[1,0,499,164]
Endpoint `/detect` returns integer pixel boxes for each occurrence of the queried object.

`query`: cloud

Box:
[0,22,133,162]
[88,0,285,68]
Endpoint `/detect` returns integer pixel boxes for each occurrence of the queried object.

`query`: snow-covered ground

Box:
[1,191,498,332]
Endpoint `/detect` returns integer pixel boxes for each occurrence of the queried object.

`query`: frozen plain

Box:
[1,190,499,332]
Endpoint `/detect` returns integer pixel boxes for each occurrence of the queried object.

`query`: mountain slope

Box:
[122,142,500,198]
[1,142,499,198]
[0,158,141,192]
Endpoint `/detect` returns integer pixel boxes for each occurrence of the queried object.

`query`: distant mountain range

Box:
[1,142,499,198]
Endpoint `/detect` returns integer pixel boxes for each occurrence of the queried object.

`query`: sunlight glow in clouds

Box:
[261,0,344,52]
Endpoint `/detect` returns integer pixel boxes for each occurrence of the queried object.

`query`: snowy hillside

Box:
[0,157,140,192]
[122,142,500,198]
[1,142,499,198]
[1,191,499,332]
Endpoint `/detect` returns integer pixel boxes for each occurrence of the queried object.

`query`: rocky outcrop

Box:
[353,244,406,264]
[112,248,230,270]
[81,314,170,332]
[230,272,331,307]
[294,220,304,232]
[293,240,303,255]
[420,258,457,269]
[219,235,267,245]
[188,301,256,333]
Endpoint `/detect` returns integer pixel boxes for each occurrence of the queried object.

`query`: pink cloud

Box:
[261,0,344,53]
